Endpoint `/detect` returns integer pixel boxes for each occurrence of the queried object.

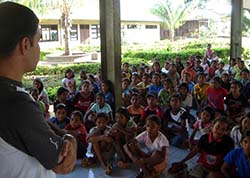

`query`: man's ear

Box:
[19,37,31,55]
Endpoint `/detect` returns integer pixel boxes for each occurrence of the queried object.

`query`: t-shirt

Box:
[197,132,234,170]
[193,83,209,101]
[225,93,247,116]
[62,77,76,93]
[193,120,212,140]
[0,137,55,178]
[224,148,250,178]
[90,103,112,114]
[0,76,63,171]
[148,84,164,93]
[136,131,169,161]
[180,94,193,108]
[230,125,242,148]
[65,123,88,146]
[73,91,95,113]
[206,86,228,111]
[49,117,70,129]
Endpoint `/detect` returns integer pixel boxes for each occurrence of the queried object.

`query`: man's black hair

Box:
[0,2,39,58]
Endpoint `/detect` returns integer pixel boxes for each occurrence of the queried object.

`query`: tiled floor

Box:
[56,146,198,178]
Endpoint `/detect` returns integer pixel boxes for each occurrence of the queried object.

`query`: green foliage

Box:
[47,86,61,102]
[27,63,101,76]
[40,51,51,61]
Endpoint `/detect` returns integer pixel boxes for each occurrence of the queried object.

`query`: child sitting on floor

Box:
[174,117,234,178]
[230,113,250,148]
[124,115,169,178]
[108,107,137,168]
[189,106,215,149]
[49,103,70,129]
[84,113,114,175]
[65,111,88,158]
[221,129,250,178]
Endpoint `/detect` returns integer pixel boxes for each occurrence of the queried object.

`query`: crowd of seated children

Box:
[35,49,250,177]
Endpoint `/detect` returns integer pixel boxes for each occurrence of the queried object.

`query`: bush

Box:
[47,86,61,102]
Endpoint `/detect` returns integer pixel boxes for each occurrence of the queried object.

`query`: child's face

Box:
[241,136,250,157]
[96,95,105,105]
[70,114,81,129]
[179,86,188,95]
[152,75,160,84]
[153,63,160,71]
[200,110,211,123]
[115,113,128,127]
[33,81,40,89]
[123,64,129,72]
[66,71,73,78]
[131,75,139,83]
[147,96,157,107]
[56,108,67,122]
[80,71,86,79]
[122,80,129,90]
[131,95,139,106]
[241,71,249,80]
[81,83,90,93]
[58,91,69,102]
[163,81,171,89]
[146,120,160,137]
[212,121,228,140]
[142,76,149,83]
[101,83,108,93]
[210,80,220,89]
[183,73,190,82]
[197,75,205,84]
[242,118,250,131]
[230,83,240,95]
[96,117,107,131]
[170,97,180,110]
[221,74,229,82]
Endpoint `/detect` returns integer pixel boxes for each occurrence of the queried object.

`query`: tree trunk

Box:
[64,25,71,55]
[169,28,175,41]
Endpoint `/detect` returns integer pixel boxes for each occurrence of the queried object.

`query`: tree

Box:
[151,0,200,41]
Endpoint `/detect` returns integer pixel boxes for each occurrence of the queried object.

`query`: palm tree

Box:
[151,0,194,41]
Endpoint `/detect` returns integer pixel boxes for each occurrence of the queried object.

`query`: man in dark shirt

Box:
[0,2,76,178]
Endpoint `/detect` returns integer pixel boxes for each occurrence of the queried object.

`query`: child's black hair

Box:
[71,110,83,122]
[170,93,181,102]
[212,76,222,85]
[33,78,44,94]
[96,92,105,98]
[212,116,229,126]
[178,82,189,91]
[80,80,90,88]
[241,129,250,142]
[54,103,67,113]
[239,112,250,131]
[116,107,130,120]
[56,87,69,97]
[65,68,75,78]
[146,114,161,126]
[95,112,109,122]
[201,106,215,121]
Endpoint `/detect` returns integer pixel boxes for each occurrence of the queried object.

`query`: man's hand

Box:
[52,137,77,174]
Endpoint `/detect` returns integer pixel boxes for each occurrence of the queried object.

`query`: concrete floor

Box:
[56,146,198,178]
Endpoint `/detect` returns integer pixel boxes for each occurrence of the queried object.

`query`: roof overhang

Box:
[243,0,250,10]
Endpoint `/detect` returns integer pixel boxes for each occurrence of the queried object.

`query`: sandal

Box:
[81,157,96,167]
[104,164,112,175]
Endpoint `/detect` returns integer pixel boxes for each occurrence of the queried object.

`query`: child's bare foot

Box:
[104,164,112,175]
[117,160,130,169]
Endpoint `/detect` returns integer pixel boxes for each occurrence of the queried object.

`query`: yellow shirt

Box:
[193,82,209,100]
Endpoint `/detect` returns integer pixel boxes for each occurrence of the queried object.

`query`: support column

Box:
[99,0,122,109]
[230,0,243,59]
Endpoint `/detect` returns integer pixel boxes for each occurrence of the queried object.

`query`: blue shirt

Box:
[224,148,250,178]
[49,117,70,129]
[148,84,163,93]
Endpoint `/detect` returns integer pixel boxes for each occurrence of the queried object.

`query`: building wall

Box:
[39,19,161,48]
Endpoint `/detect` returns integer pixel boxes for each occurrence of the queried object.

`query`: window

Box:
[145,25,157,29]
[127,24,137,29]
[70,24,78,41]
[80,24,89,29]
[91,24,100,39]
[40,25,58,42]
